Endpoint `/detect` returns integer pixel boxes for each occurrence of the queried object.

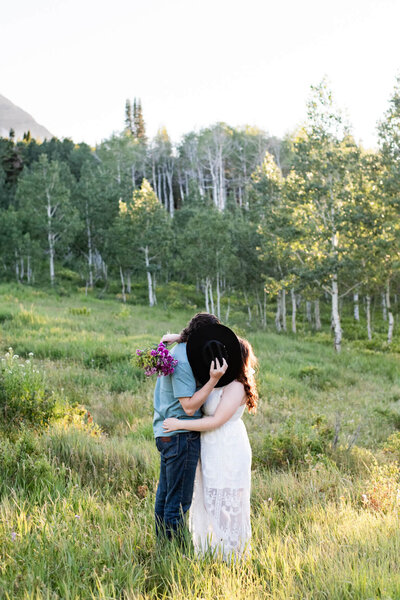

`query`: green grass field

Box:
[1,283,400,599]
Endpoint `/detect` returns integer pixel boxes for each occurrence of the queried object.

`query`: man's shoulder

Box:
[171,342,189,361]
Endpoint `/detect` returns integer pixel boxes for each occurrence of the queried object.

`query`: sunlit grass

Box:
[0,282,399,598]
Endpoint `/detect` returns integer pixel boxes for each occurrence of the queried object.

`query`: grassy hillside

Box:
[0,284,400,599]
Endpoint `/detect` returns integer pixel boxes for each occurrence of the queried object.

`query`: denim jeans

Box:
[155,431,200,539]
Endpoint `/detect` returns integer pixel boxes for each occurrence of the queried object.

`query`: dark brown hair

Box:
[180,312,220,343]
[236,337,258,414]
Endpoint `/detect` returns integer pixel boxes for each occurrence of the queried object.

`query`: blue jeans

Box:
[155,432,200,539]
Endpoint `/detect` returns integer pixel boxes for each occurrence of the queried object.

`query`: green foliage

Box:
[0,349,57,437]
[257,415,335,469]
[297,365,337,390]
[0,429,61,498]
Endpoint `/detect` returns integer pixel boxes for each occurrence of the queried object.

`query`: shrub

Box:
[68,306,92,316]
[361,462,400,512]
[297,365,337,391]
[383,431,400,459]
[257,415,335,469]
[0,429,61,497]
[0,348,56,437]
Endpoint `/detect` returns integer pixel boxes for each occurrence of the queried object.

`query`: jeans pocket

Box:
[158,436,179,459]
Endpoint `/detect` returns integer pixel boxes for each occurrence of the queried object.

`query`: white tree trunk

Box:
[216,271,221,321]
[382,292,387,321]
[281,289,287,332]
[86,203,93,289]
[386,282,394,344]
[144,246,155,307]
[353,293,360,322]
[275,290,282,332]
[27,255,32,284]
[48,232,55,286]
[366,294,372,341]
[208,278,215,315]
[331,274,342,352]
[204,280,209,312]
[306,300,312,323]
[119,265,126,303]
[314,299,321,331]
[291,288,296,334]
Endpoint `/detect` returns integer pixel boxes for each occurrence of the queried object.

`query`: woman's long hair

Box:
[237,337,258,414]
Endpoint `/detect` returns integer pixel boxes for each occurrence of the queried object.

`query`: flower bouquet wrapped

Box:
[134,342,178,377]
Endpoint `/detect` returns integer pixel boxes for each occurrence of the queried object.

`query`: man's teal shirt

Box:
[153,342,202,438]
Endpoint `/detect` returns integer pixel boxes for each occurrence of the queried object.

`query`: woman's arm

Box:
[163,381,245,433]
[178,358,228,416]
[160,333,181,345]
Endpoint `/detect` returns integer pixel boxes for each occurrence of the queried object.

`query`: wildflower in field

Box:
[11,532,17,541]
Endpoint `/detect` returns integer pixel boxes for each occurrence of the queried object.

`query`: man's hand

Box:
[209,357,228,382]
[160,333,181,345]
[163,417,180,432]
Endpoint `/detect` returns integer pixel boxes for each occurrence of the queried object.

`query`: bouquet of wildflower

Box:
[134,342,178,377]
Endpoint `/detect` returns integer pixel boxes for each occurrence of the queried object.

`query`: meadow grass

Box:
[0,282,400,599]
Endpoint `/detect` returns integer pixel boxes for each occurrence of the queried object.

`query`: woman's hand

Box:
[210,357,228,382]
[163,417,180,432]
[160,333,181,345]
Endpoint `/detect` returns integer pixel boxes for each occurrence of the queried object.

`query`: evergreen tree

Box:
[125,99,134,135]
[133,98,147,143]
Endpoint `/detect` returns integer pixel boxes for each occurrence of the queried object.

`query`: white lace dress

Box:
[189,387,252,561]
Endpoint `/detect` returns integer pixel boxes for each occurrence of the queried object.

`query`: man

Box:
[153,312,227,540]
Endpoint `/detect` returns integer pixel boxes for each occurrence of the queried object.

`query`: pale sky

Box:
[1,0,400,149]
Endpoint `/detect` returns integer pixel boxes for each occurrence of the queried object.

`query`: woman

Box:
[163,337,258,561]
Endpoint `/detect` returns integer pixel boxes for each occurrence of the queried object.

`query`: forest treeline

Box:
[0,82,399,351]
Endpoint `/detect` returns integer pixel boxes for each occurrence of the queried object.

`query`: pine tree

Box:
[124,99,133,135]
[133,98,147,144]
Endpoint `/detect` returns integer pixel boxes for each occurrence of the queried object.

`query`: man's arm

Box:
[179,358,228,416]
[165,381,244,431]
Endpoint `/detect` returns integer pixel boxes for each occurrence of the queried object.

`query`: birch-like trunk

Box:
[216,271,221,321]
[291,288,296,334]
[166,171,174,217]
[204,279,209,312]
[331,274,342,352]
[353,293,360,322]
[86,202,93,289]
[306,301,312,323]
[281,289,287,332]
[262,289,267,329]
[314,299,321,331]
[27,255,32,284]
[119,266,126,303]
[382,293,387,321]
[275,290,282,332]
[366,294,372,341]
[208,277,215,315]
[144,246,155,307]
[386,281,394,344]
[46,191,56,286]
[48,231,55,286]
[225,299,230,322]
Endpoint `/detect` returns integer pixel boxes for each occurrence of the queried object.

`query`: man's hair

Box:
[180,312,220,342]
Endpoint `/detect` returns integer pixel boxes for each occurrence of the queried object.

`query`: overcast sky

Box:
[1,0,400,148]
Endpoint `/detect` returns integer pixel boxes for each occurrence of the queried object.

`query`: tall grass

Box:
[0,283,400,598]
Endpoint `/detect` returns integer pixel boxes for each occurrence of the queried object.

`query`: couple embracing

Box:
[153,312,258,560]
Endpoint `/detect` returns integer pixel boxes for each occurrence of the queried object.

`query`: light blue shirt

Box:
[153,343,201,438]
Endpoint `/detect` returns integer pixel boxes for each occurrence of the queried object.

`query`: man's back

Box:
[153,343,201,438]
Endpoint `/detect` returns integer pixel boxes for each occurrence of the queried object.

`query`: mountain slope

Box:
[0,94,53,140]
